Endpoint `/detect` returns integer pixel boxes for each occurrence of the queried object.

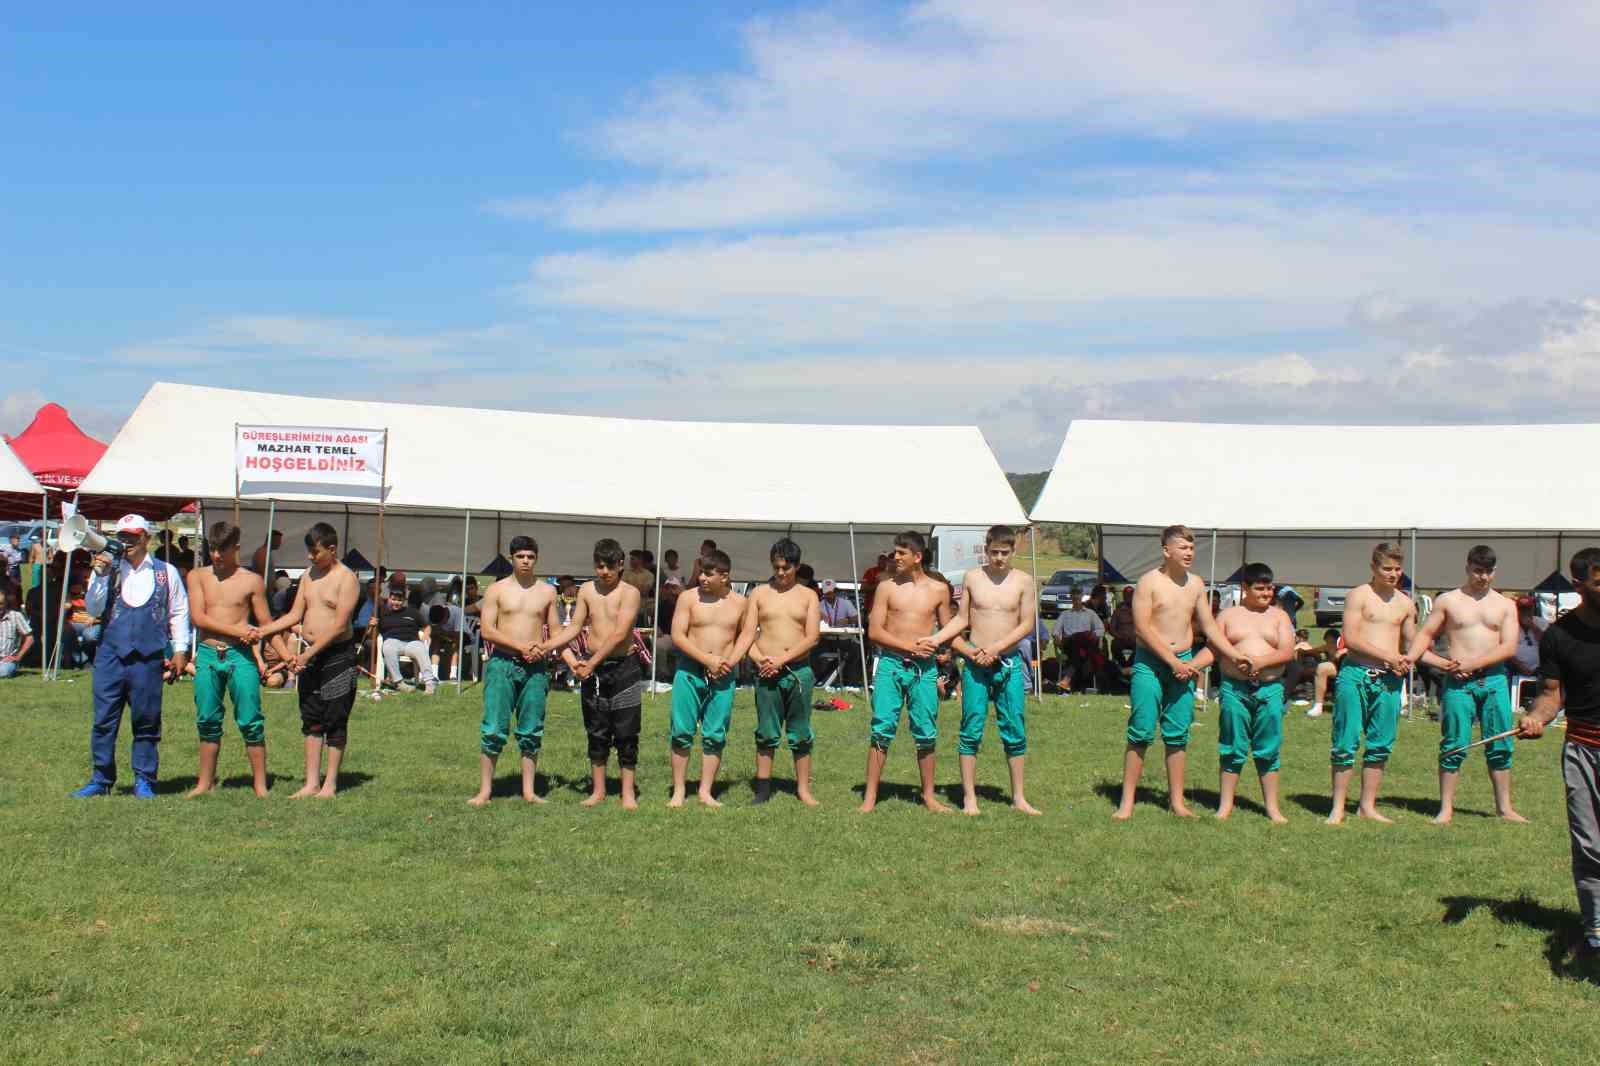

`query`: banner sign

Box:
[235,425,386,492]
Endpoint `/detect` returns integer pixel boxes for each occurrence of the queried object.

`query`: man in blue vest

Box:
[73,514,191,798]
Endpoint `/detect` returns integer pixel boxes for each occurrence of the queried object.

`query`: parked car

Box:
[0,519,60,554]
[1038,568,1099,618]
[1314,586,1352,627]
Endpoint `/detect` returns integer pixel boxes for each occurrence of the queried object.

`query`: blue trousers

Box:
[90,652,165,784]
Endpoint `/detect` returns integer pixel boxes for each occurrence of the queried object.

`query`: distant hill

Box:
[1005,471,1095,557]
[1006,471,1049,511]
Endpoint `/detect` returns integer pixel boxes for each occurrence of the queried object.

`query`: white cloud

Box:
[109,315,513,371]
[1217,353,1359,389]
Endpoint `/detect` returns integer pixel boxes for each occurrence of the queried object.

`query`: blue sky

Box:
[5,1,1600,468]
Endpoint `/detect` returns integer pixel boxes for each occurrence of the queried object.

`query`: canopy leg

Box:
[458,510,471,695]
[848,523,871,701]
[1030,524,1042,703]
[650,519,664,700]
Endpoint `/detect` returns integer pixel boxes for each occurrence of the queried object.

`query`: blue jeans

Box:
[71,622,102,666]
[90,653,165,784]
[0,660,18,678]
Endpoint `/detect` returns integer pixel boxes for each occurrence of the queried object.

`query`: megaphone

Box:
[58,514,123,557]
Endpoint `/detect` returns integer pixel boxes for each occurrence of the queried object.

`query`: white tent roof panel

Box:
[1032,419,1600,531]
[0,441,44,517]
[82,383,1025,527]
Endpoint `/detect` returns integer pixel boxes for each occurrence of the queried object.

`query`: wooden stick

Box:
[1440,727,1521,760]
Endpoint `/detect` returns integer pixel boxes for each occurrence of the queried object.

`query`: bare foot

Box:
[1432,809,1453,825]
[697,792,722,808]
[290,784,319,799]
[1326,808,1346,825]
[1012,799,1043,816]
[961,800,981,816]
[314,786,337,800]
[621,791,638,811]
[579,792,606,807]
[797,792,820,808]
[1170,803,1196,818]
[252,784,269,799]
[1267,810,1288,825]
[184,783,216,799]
[857,799,876,813]
[1357,806,1392,824]
[523,791,546,804]
[1214,806,1233,821]
[1112,806,1134,821]
[667,793,685,808]
[467,792,491,808]
[1499,809,1530,823]
[923,797,954,814]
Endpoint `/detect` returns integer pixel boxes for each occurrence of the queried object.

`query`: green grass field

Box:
[3,674,1597,1064]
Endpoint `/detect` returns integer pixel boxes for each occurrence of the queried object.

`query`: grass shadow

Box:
[1382,794,1490,818]
[149,776,198,795]
[1189,788,1267,817]
[1091,781,1168,811]
[941,783,1011,807]
[219,773,276,791]
[1289,791,1334,817]
[487,772,548,799]
[1440,895,1600,984]
[849,780,935,808]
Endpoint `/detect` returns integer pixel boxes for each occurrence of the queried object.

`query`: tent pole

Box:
[848,523,871,700]
[39,491,49,682]
[49,542,72,680]
[371,431,390,691]
[1030,523,1042,703]
[458,510,470,694]
[47,492,79,679]
[1096,525,1104,580]
[1409,527,1419,720]
[233,423,241,526]
[650,518,664,701]
[261,499,277,580]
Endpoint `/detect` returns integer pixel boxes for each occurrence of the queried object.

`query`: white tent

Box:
[1030,420,1599,589]
[79,383,1027,576]
[0,439,45,518]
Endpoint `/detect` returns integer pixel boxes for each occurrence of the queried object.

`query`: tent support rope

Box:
[848,523,871,701]
[1030,524,1043,703]
[458,510,470,694]
[650,519,664,701]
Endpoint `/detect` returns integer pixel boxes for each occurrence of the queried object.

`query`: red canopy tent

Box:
[5,402,191,520]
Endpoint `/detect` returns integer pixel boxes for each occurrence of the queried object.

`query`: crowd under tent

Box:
[1030,419,1600,591]
[80,382,1027,578]
[81,382,1029,691]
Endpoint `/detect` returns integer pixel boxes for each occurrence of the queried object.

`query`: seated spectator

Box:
[796,563,817,591]
[1088,584,1111,621]
[427,602,479,683]
[662,549,684,587]
[818,579,859,628]
[377,587,436,694]
[1305,628,1345,717]
[0,585,33,678]
[1052,588,1105,693]
[1108,585,1136,657]
[859,552,889,615]
[65,579,101,667]
[1512,594,1545,677]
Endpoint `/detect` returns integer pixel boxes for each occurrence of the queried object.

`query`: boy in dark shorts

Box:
[547,538,644,809]
[256,523,360,799]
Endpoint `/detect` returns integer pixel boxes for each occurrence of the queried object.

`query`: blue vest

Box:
[102,563,172,661]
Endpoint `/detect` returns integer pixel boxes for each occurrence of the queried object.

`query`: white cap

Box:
[115,514,151,535]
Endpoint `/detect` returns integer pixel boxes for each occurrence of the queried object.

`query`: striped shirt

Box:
[0,609,31,659]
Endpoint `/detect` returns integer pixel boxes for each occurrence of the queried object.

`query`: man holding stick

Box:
[1520,546,1600,961]
[1405,545,1526,825]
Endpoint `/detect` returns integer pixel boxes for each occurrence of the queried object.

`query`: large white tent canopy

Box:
[1031,419,1599,589]
[79,383,1026,576]
[0,438,45,518]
